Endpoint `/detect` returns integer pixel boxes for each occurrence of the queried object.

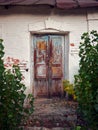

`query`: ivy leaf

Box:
[94,104,98,112]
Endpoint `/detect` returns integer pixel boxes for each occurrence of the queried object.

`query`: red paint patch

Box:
[70,43,75,46]
[4,57,28,80]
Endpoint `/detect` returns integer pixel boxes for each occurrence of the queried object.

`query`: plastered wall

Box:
[0,6,97,94]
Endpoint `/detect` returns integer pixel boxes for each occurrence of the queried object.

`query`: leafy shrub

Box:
[74,126,81,130]
[74,30,98,129]
[63,80,76,100]
[0,39,34,130]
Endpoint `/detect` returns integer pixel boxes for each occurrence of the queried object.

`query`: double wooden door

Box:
[33,35,64,97]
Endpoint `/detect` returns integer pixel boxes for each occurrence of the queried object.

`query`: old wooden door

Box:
[33,35,64,97]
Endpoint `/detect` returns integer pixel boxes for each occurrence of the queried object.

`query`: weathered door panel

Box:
[49,35,63,96]
[34,35,64,97]
[34,35,48,97]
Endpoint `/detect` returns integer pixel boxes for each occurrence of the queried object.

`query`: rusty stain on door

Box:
[33,35,64,97]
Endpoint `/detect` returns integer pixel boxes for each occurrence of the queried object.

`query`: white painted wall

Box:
[0,6,97,94]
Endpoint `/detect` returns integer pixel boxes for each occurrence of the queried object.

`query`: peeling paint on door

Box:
[33,35,64,97]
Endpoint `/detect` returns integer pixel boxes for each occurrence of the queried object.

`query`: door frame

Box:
[31,33,69,97]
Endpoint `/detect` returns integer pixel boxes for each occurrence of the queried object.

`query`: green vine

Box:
[74,30,98,129]
[0,39,34,130]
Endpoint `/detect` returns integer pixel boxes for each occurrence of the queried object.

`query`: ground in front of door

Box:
[22,98,86,130]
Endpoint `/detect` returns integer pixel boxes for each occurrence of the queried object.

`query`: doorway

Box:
[33,34,65,97]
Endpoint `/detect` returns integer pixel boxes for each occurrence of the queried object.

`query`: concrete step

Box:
[22,98,78,130]
[23,126,70,130]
